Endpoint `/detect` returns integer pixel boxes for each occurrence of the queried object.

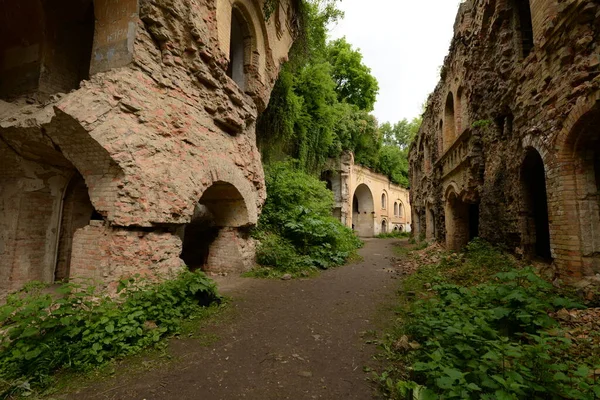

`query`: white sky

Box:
[328,0,462,124]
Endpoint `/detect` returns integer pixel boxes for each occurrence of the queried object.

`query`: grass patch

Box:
[376,239,600,399]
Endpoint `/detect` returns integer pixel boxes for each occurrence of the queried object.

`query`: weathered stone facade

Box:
[0,0,298,294]
[409,0,600,287]
[325,153,412,237]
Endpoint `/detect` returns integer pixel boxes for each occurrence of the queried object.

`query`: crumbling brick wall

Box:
[410,0,600,289]
[0,0,297,295]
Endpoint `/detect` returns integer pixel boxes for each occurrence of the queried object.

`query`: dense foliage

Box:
[378,240,600,399]
[257,0,417,187]
[0,271,219,397]
[251,162,362,276]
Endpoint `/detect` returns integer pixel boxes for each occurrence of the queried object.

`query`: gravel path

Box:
[61,238,403,400]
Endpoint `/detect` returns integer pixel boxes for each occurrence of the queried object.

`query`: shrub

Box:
[254,162,362,274]
[0,271,219,396]
[376,231,410,239]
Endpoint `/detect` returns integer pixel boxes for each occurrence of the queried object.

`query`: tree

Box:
[327,37,379,112]
[381,117,422,150]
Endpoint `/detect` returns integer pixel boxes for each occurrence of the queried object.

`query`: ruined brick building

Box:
[0,0,298,295]
[409,0,600,286]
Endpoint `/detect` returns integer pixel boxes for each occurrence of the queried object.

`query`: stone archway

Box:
[180,181,253,273]
[444,185,479,251]
[352,183,374,237]
[554,102,600,276]
[521,148,551,260]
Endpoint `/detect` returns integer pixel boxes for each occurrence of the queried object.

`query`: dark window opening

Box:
[227,9,246,90]
[0,0,95,100]
[515,0,534,58]
[469,203,480,241]
[522,149,552,260]
[594,151,600,195]
[444,93,456,150]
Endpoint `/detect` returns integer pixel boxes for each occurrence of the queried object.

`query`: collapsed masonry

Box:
[0,0,298,295]
[409,0,600,291]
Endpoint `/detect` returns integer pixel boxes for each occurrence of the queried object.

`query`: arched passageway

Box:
[55,173,100,282]
[181,181,251,272]
[556,103,600,275]
[352,184,374,237]
[521,149,551,260]
[445,191,479,251]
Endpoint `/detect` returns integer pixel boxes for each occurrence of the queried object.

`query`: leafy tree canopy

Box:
[327,37,379,111]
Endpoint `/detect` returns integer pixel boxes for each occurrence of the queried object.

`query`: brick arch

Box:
[192,162,259,227]
[549,96,600,278]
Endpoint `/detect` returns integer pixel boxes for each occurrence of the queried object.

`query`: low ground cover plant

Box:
[250,162,362,277]
[378,239,600,399]
[0,271,219,397]
[377,231,410,239]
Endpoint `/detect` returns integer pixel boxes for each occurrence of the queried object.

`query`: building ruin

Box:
[409,0,600,289]
[0,0,298,295]
[325,153,411,237]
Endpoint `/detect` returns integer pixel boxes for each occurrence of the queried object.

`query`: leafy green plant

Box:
[250,162,362,277]
[377,240,600,399]
[0,271,219,397]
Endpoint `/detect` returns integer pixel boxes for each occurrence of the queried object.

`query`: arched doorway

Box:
[55,172,100,282]
[521,148,551,260]
[352,184,374,237]
[445,191,479,251]
[557,103,600,275]
[426,205,436,241]
[180,181,251,272]
[381,219,388,234]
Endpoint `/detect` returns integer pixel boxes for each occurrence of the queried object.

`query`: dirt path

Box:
[61,239,404,400]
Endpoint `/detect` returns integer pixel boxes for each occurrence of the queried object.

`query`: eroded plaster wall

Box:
[0,0,297,294]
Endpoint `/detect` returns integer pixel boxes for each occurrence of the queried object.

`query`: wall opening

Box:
[399,202,404,218]
[381,220,387,234]
[443,92,456,151]
[514,0,534,58]
[521,149,551,260]
[227,7,248,90]
[559,104,600,274]
[352,184,374,237]
[445,193,473,251]
[55,172,99,282]
[381,192,387,209]
[0,0,95,100]
[394,202,398,216]
[181,181,250,271]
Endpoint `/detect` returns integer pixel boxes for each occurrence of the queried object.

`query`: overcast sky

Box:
[329,0,461,124]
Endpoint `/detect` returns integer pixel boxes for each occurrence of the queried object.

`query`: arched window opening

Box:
[514,0,534,58]
[55,172,99,282]
[227,8,249,90]
[381,192,387,209]
[352,184,374,237]
[443,92,456,151]
[399,202,404,218]
[521,149,551,260]
[181,181,250,272]
[394,202,398,216]
[0,0,95,100]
